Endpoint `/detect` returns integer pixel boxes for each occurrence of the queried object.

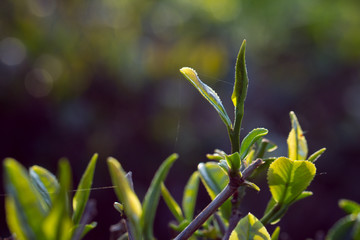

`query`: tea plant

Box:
[3,40,330,240]
[3,154,98,240]
[107,40,326,239]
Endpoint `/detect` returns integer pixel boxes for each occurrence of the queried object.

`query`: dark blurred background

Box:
[1,0,360,239]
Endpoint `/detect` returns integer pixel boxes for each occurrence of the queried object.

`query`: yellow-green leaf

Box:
[230,213,271,240]
[268,157,316,205]
[198,162,231,221]
[240,128,268,160]
[107,157,142,239]
[287,111,308,160]
[180,67,232,129]
[161,183,184,223]
[72,153,98,225]
[182,171,200,221]
[141,153,178,240]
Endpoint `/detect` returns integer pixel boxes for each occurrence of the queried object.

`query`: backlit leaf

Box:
[229,213,271,240]
[339,199,360,214]
[182,171,200,221]
[161,183,184,223]
[4,158,47,239]
[72,153,98,225]
[29,165,60,209]
[287,111,308,160]
[198,162,231,220]
[271,226,280,240]
[240,128,268,160]
[307,148,326,162]
[268,157,316,205]
[180,67,232,129]
[141,153,178,240]
[107,157,142,240]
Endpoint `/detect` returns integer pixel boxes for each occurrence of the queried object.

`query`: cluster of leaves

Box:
[103,40,326,239]
[3,154,98,240]
[3,40,336,240]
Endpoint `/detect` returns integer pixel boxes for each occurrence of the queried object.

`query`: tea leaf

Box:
[141,153,178,240]
[268,157,316,205]
[225,152,242,173]
[271,226,280,240]
[229,213,271,240]
[161,183,184,223]
[180,67,232,129]
[307,148,326,162]
[339,199,360,214]
[182,171,200,221]
[287,111,308,160]
[240,128,268,160]
[107,157,142,239]
[4,158,47,239]
[72,153,98,225]
[30,165,60,208]
[198,162,231,220]
[42,159,73,240]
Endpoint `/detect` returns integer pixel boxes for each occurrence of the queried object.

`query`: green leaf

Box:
[307,148,326,162]
[5,196,28,240]
[29,165,60,209]
[240,128,268,160]
[271,226,280,240]
[141,153,178,240]
[180,67,232,129]
[339,199,360,214]
[229,213,271,240]
[218,160,230,174]
[72,153,98,225]
[4,158,47,239]
[42,159,73,240]
[182,171,200,221]
[243,180,260,192]
[198,162,231,221]
[107,157,142,240]
[326,215,356,240]
[161,183,184,223]
[231,40,249,134]
[225,152,241,172]
[287,111,308,160]
[268,157,316,205]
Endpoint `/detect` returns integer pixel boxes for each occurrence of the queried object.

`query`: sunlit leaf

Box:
[198,162,231,221]
[72,153,98,225]
[339,199,360,215]
[141,153,178,240]
[161,183,184,223]
[271,226,280,240]
[107,157,142,240]
[180,67,232,129]
[287,111,308,160]
[4,158,47,239]
[268,157,316,205]
[42,159,73,240]
[240,128,268,160]
[307,148,326,162]
[225,152,241,172]
[29,165,60,209]
[229,213,271,240]
[5,196,28,240]
[182,171,200,221]
[231,40,249,139]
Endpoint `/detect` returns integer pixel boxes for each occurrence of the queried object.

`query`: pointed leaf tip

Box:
[180,67,232,129]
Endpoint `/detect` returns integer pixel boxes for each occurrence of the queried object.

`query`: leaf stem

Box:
[260,203,282,226]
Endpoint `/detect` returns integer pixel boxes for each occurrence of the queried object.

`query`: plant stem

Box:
[260,203,282,226]
[174,184,237,240]
[174,159,263,240]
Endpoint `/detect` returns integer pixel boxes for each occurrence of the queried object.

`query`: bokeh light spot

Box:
[27,0,56,17]
[0,37,27,66]
[24,69,53,98]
